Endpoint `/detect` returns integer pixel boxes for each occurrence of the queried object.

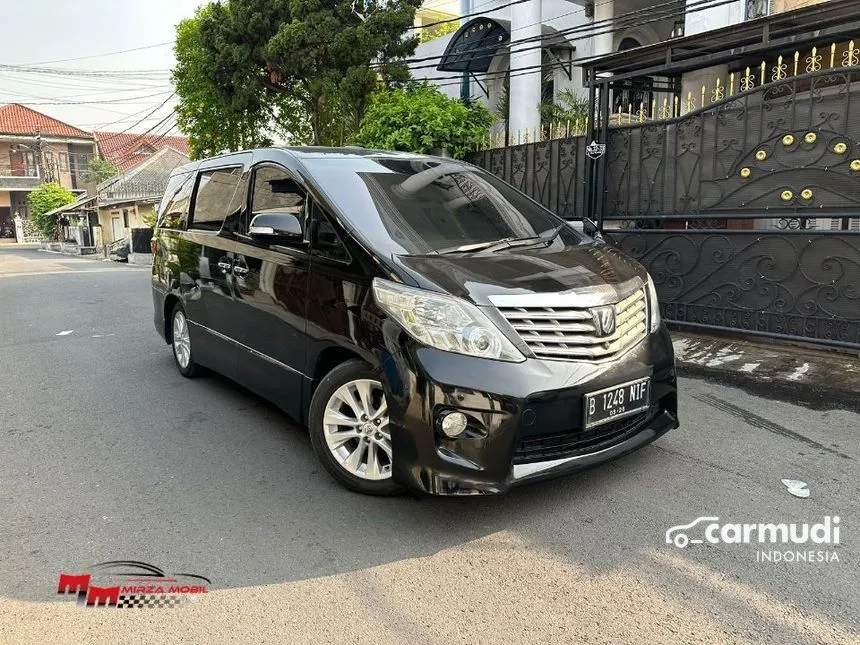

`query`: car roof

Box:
[168,147,460,177]
[279,146,421,159]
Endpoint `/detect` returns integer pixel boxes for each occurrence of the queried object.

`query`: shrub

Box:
[28,183,76,239]
[355,83,494,159]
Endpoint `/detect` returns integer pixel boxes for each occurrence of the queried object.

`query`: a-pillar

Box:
[508,0,542,144]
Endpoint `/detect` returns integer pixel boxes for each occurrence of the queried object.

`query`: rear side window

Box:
[190,167,243,231]
[158,172,194,230]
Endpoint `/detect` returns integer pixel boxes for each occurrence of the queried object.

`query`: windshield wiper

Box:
[436,238,518,254]
[436,225,567,255]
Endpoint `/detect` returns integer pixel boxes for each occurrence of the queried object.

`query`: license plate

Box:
[583,377,651,429]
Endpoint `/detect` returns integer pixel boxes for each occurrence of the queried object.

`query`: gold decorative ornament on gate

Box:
[800,188,813,200]
[740,167,751,178]
[781,190,794,201]
[804,132,817,144]
[782,134,795,146]
[834,142,848,154]
[851,159,860,171]
[755,149,767,161]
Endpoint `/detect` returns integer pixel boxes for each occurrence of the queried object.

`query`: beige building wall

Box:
[0,139,94,190]
[772,0,829,13]
[97,204,149,244]
[0,192,10,207]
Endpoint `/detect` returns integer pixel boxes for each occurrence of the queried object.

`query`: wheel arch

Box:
[163,294,180,343]
[311,346,365,395]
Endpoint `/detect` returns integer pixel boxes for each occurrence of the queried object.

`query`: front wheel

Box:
[308,360,400,495]
[170,305,199,378]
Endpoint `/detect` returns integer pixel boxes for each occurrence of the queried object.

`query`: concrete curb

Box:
[672,331,860,412]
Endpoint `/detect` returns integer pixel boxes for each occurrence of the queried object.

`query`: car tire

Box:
[170,303,199,378]
[308,359,401,496]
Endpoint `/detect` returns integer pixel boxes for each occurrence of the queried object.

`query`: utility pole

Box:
[459,0,470,102]
[33,127,47,182]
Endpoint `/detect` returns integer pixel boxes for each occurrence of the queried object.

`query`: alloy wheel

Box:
[172,310,192,369]
[322,379,392,481]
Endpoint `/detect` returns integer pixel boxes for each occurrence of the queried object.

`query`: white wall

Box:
[685,0,743,36]
[410,34,463,100]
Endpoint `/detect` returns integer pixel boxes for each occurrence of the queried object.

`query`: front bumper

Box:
[382,326,678,495]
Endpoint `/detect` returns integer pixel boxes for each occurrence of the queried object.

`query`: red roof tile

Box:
[95,131,190,171]
[0,103,93,139]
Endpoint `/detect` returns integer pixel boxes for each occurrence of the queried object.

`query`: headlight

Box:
[372,278,525,362]
[646,274,661,332]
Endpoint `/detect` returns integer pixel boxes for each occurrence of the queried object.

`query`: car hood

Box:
[393,241,647,306]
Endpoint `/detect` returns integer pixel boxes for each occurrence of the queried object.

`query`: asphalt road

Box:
[0,246,857,644]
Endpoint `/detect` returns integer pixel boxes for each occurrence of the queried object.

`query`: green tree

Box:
[174,4,309,159]
[28,183,76,239]
[419,19,458,44]
[356,83,494,158]
[183,0,421,147]
[84,157,121,184]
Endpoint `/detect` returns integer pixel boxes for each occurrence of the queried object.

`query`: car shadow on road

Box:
[2,359,854,643]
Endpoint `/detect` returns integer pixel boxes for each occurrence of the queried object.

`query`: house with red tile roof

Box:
[95,131,189,172]
[0,104,96,236]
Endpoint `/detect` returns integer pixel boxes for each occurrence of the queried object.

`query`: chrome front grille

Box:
[496,288,648,361]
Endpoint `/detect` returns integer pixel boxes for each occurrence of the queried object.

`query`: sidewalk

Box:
[672,330,860,412]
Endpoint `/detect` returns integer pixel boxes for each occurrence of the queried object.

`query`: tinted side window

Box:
[190,167,242,231]
[251,166,306,224]
[158,172,194,230]
[310,203,350,263]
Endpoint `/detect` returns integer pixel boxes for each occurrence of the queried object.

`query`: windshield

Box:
[303,156,582,255]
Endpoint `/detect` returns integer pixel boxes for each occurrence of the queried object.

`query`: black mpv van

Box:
[152,147,679,496]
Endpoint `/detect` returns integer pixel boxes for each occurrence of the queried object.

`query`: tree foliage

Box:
[84,157,121,184]
[175,0,421,148]
[28,183,76,239]
[418,19,459,44]
[355,83,494,158]
[173,4,310,159]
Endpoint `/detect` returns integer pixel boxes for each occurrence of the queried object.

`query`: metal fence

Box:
[468,137,589,220]
[468,42,860,350]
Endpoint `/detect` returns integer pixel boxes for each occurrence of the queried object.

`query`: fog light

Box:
[440,411,468,438]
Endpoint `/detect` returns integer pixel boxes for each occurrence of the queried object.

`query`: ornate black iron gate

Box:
[468,52,860,350]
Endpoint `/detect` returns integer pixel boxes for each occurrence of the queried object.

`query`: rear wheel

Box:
[170,305,199,378]
[308,360,400,495]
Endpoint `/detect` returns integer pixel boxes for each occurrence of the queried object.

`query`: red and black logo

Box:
[57,561,210,609]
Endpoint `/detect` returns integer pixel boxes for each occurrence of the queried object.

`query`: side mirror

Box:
[583,217,605,242]
[248,211,303,242]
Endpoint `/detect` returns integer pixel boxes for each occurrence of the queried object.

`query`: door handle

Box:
[217,260,233,274]
[232,264,249,277]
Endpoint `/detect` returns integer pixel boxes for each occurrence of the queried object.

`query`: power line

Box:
[0,71,172,93]
[108,114,181,167]
[425,0,732,87]
[408,0,532,30]
[3,90,174,106]
[96,93,177,145]
[22,42,174,66]
[392,0,689,70]
[0,64,171,80]
[92,101,177,130]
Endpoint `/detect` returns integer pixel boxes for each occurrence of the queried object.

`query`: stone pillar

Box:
[592,0,615,59]
[14,216,23,244]
[508,0,542,143]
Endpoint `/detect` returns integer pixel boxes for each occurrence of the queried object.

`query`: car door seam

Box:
[186,319,310,379]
